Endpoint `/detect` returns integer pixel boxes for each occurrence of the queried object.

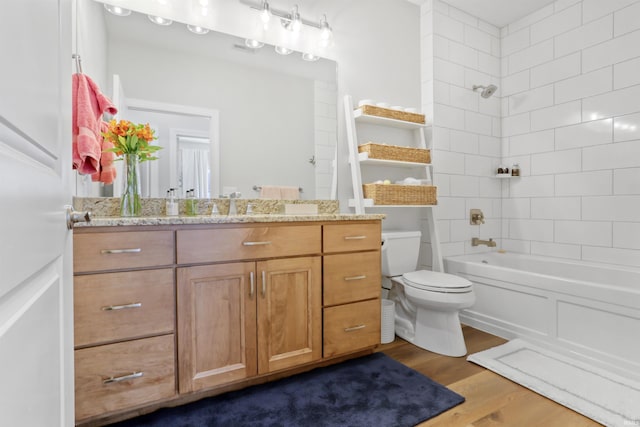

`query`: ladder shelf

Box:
[344,94,443,272]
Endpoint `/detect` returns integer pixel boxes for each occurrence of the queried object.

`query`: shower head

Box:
[473,84,498,98]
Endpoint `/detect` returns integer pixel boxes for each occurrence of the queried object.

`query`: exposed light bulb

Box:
[290,5,302,33]
[197,0,209,16]
[320,16,332,39]
[104,4,131,16]
[260,1,271,25]
[275,45,293,55]
[302,52,319,62]
[319,15,333,47]
[187,24,209,35]
[245,39,265,49]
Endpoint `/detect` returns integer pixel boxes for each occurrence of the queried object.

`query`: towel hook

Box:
[72,54,83,74]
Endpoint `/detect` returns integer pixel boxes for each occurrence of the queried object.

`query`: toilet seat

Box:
[402,270,472,294]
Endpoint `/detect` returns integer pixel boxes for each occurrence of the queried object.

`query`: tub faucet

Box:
[472,237,496,247]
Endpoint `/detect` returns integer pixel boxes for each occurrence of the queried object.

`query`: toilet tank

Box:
[381,231,421,276]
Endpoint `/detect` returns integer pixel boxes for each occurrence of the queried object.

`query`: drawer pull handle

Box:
[243,241,272,246]
[103,371,144,384]
[344,236,366,240]
[101,248,142,254]
[344,324,366,332]
[249,271,255,298]
[101,302,142,311]
[344,275,366,281]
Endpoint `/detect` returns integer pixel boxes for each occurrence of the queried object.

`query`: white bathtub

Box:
[445,252,640,380]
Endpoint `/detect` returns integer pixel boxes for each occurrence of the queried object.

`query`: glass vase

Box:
[120,154,142,217]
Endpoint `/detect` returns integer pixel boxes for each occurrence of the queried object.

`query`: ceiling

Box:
[438,0,556,28]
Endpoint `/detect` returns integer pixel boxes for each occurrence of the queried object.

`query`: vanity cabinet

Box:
[73,230,176,421]
[176,225,322,393]
[73,219,380,425]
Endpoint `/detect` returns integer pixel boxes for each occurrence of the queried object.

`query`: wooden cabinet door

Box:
[257,257,322,374]
[177,263,257,393]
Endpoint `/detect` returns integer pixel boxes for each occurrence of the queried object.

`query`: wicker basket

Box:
[363,184,437,205]
[358,105,426,124]
[358,143,431,164]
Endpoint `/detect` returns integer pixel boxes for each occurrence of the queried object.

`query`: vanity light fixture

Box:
[187,24,209,35]
[245,38,264,49]
[302,52,319,62]
[240,0,334,46]
[148,15,173,25]
[104,3,131,16]
[275,45,293,55]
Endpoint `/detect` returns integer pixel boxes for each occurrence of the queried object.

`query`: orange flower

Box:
[102,119,162,162]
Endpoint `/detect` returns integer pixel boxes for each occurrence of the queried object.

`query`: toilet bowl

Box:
[382,231,475,357]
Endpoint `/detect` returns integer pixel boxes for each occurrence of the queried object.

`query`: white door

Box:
[0,0,74,426]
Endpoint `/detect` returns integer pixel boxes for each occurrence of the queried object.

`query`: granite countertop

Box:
[73,197,384,227]
[76,213,386,227]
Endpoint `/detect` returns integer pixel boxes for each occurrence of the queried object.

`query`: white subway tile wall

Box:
[420,0,640,268]
[498,0,640,267]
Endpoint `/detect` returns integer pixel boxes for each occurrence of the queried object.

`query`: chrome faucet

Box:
[471,237,496,247]
[224,191,241,216]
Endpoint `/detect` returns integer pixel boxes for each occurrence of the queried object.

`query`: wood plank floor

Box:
[377,326,602,427]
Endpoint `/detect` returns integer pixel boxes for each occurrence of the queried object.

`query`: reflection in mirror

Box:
[176,135,211,198]
[121,98,218,199]
[78,2,337,200]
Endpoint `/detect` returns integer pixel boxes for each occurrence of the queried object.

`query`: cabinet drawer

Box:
[323,299,381,357]
[324,252,381,306]
[74,231,174,273]
[177,225,321,264]
[74,269,175,347]
[323,223,381,253]
[75,334,176,421]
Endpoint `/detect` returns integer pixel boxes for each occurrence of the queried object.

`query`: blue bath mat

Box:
[111,353,464,427]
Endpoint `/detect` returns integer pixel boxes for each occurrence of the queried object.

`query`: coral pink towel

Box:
[72,73,117,175]
[91,121,117,184]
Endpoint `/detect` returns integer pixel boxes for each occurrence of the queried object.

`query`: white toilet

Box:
[381,231,475,357]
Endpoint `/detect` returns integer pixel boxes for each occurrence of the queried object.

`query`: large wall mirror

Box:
[77,1,338,200]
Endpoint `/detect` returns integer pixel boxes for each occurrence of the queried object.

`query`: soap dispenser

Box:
[166,188,178,216]
[186,189,197,216]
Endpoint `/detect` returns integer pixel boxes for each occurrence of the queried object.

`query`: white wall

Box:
[421,0,502,263]
[332,0,422,226]
[500,0,640,268]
